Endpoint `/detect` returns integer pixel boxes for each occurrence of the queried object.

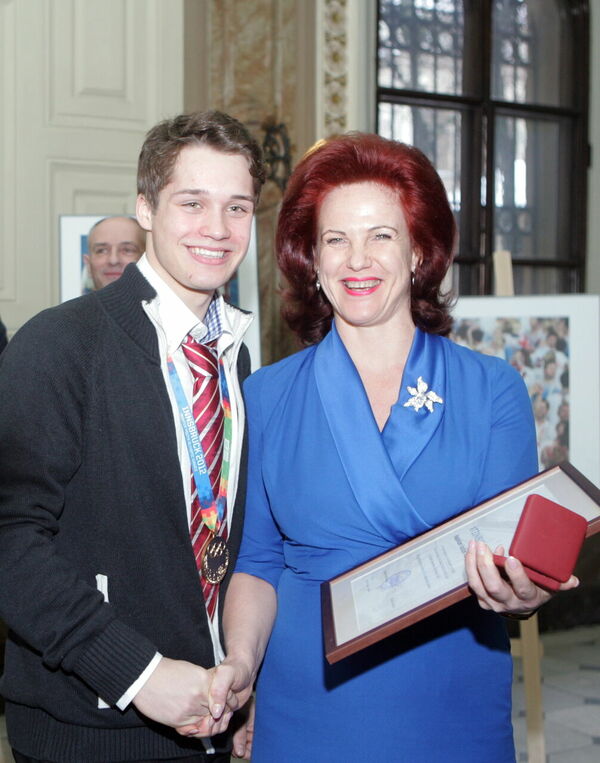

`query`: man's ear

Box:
[136,194,153,232]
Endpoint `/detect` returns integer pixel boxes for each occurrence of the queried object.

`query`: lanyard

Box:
[167,350,232,533]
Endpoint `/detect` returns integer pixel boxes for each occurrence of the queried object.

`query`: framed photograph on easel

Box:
[450,294,600,486]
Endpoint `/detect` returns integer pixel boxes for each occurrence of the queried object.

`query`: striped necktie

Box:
[181,335,227,620]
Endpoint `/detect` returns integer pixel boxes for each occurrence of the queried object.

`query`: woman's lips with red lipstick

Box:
[341,277,382,295]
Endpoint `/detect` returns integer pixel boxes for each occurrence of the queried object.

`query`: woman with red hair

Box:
[206,134,576,761]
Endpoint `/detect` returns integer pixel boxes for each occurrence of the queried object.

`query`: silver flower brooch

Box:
[403,376,443,413]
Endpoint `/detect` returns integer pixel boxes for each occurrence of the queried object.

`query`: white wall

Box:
[0,0,184,336]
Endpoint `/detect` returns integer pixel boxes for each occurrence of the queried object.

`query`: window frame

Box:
[376,0,590,295]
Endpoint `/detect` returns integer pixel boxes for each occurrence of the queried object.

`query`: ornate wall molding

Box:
[322,0,348,136]
[317,0,376,139]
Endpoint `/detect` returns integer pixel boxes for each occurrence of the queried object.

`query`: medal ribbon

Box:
[167,353,232,533]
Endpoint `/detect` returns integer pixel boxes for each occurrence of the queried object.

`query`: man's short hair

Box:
[137,110,266,211]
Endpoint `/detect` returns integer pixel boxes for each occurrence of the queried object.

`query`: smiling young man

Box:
[0,111,265,763]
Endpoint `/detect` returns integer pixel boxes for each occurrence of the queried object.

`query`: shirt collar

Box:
[137,254,228,353]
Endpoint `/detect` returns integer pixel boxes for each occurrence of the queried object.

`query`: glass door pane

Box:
[492,0,574,107]
[379,102,463,212]
[378,0,467,95]
[493,115,571,261]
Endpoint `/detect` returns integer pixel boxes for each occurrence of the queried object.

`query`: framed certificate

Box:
[322,462,600,664]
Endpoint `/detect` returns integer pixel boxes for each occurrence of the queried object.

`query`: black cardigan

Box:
[0,266,249,761]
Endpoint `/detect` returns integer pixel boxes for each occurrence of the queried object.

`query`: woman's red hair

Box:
[277,132,456,345]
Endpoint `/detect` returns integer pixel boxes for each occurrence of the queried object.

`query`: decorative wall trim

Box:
[322,0,347,136]
[0,1,183,332]
[46,0,182,131]
[317,0,376,139]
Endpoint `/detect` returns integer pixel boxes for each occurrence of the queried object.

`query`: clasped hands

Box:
[133,543,578,754]
[132,655,255,758]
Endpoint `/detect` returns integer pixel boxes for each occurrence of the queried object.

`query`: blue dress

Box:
[235,324,537,762]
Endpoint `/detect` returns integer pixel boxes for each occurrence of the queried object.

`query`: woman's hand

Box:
[465,540,579,616]
[231,695,255,759]
[174,655,255,739]
[175,572,276,742]
[134,658,235,736]
[209,655,255,720]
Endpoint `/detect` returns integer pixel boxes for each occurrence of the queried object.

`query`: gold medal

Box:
[201,535,230,584]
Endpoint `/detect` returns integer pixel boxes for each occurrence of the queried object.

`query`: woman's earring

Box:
[411,272,415,287]
[316,274,321,290]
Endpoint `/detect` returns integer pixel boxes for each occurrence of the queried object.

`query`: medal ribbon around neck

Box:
[167,352,232,533]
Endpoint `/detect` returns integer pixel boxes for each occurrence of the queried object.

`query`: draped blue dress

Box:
[235,324,537,762]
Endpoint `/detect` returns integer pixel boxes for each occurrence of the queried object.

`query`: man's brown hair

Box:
[137,110,266,211]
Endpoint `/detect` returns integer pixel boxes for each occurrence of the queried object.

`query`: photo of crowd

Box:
[450,316,570,472]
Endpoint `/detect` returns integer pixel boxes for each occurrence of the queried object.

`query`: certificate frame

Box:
[322,463,600,664]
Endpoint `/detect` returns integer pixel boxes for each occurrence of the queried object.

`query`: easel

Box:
[494,250,546,763]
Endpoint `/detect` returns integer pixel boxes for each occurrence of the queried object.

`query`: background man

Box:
[0,110,265,763]
[84,215,146,290]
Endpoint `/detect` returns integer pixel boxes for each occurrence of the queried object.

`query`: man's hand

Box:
[132,656,238,736]
[466,540,579,616]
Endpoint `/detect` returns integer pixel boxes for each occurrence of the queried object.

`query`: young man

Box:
[84,215,146,290]
[0,111,265,762]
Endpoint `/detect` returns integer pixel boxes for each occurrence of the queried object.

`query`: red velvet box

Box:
[493,494,588,590]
